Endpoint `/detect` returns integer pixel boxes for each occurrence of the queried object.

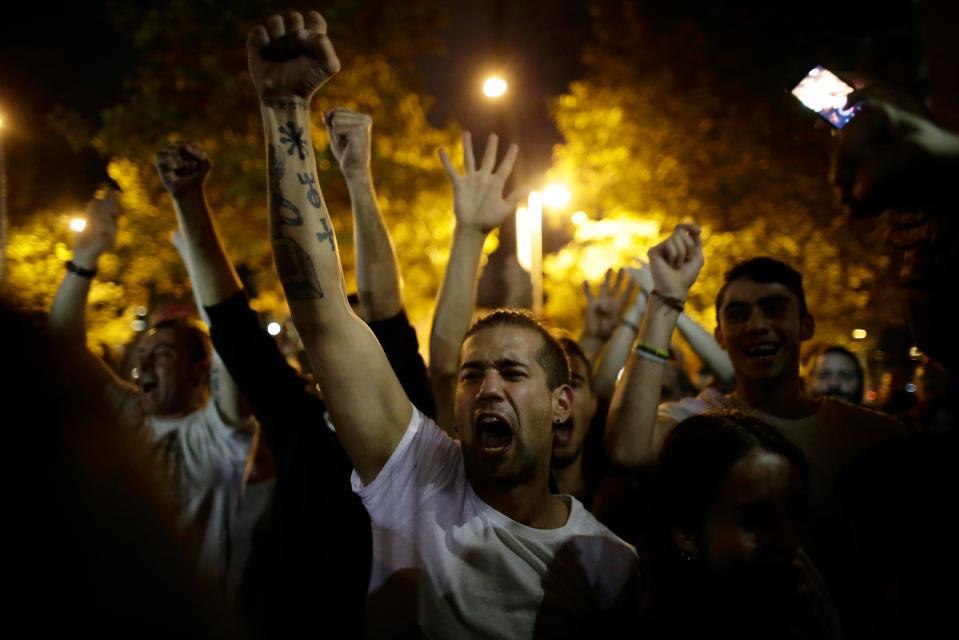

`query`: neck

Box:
[470,471,570,529]
[552,452,587,499]
[736,374,819,419]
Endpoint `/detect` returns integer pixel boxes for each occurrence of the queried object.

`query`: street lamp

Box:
[541,183,571,209]
[482,76,508,99]
[516,191,544,314]
[70,217,87,232]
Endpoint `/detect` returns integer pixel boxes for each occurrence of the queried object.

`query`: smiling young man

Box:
[245,11,636,637]
[606,228,901,629]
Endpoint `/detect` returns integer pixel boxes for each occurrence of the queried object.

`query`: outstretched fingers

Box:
[463,131,475,174]
[494,143,519,181]
[479,133,499,173]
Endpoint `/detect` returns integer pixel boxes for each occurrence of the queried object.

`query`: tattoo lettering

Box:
[316,218,336,252]
[273,236,325,300]
[279,121,308,160]
[297,173,322,208]
[262,97,309,111]
[268,144,302,226]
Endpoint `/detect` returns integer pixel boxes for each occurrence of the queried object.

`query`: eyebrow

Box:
[723,294,791,309]
[459,358,529,371]
[136,341,178,353]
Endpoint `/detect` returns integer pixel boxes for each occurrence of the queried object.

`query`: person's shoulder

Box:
[567,498,637,556]
[823,398,905,435]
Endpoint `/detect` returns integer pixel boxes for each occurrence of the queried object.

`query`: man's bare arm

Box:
[49,191,141,423]
[249,10,410,483]
[325,108,402,321]
[606,225,703,466]
[157,142,249,426]
[430,132,524,429]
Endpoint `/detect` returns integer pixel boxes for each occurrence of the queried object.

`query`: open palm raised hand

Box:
[438,132,526,233]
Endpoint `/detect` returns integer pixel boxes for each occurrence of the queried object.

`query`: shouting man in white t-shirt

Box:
[246,9,637,638]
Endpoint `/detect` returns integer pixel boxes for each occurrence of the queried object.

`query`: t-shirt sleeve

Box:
[351,406,460,527]
[369,309,436,420]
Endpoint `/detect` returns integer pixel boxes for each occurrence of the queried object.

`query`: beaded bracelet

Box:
[635,340,670,359]
[651,289,685,312]
[633,345,667,365]
[66,260,97,279]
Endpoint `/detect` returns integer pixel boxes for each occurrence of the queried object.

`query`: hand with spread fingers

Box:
[155,142,212,200]
[247,10,341,100]
[439,132,526,234]
[325,108,373,179]
[647,224,704,301]
[583,268,636,343]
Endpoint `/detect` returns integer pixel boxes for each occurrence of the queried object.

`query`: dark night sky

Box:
[0,0,934,220]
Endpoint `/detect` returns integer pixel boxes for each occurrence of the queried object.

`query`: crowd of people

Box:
[5,9,958,639]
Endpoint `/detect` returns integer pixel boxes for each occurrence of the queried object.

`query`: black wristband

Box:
[651,289,685,312]
[66,260,97,279]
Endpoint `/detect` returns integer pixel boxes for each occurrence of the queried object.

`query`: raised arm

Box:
[49,191,141,421]
[324,108,402,321]
[605,224,703,467]
[429,132,524,429]
[156,143,249,426]
[627,260,733,386]
[579,268,635,364]
[592,285,646,402]
[248,10,410,483]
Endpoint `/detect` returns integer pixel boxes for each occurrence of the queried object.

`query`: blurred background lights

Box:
[852,329,867,340]
[541,183,571,209]
[267,321,282,336]
[69,218,87,232]
[482,76,507,98]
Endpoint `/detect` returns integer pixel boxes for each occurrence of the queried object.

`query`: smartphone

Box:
[791,65,860,129]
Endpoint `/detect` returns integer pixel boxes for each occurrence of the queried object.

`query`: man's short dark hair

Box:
[463,310,571,390]
[150,318,212,365]
[715,257,809,322]
[554,332,591,386]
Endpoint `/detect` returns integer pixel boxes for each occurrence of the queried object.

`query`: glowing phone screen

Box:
[792,65,860,129]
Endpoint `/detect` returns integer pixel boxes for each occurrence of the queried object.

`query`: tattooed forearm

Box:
[268,144,303,226]
[298,173,322,208]
[279,121,308,160]
[273,236,325,300]
[261,97,309,112]
[316,218,336,252]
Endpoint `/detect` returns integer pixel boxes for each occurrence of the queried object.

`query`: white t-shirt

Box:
[145,399,254,580]
[352,407,638,639]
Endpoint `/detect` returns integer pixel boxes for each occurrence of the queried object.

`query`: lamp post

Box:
[516,191,544,314]
[0,115,7,288]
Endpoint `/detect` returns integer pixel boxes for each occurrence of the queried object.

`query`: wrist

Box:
[453,225,489,242]
[344,169,373,189]
[259,95,310,112]
[70,250,101,271]
[172,187,206,208]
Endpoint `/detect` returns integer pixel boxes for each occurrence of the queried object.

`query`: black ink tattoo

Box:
[279,121,307,160]
[269,144,302,226]
[273,236,325,300]
[316,218,336,252]
[297,173,322,208]
[262,97,309,111]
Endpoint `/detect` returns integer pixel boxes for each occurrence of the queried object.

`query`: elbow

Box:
[604,429,646,469]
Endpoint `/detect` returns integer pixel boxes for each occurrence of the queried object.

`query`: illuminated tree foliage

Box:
[6,0,461,350]
[542,2,896,346]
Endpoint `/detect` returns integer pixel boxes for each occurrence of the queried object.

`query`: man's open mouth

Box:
[475,413,513,454]
[552,420,573,448]
[140,380,158,394]
[743,343,780,358]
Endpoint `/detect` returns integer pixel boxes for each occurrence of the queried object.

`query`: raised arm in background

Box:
[248,10,410,484]
[605,225,704,467]
[157,143,249,426]
[429,132,524,430]
[49,191,141,424]
[579,268,635,364]
[324,108,403,322]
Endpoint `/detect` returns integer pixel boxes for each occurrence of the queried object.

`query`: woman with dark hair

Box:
[641,410,841,639]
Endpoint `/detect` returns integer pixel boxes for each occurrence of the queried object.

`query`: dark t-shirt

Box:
[206,291,433,638]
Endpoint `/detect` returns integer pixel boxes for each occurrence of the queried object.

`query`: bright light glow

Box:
[135,305,148,317]
[131,319,147,332]
[482,76,507,98]
[852,329,867,340]
[69,218,87,232]
[909,346,922,360]
[516,206,532,272]
[905,383,917,393]
[541,184,571,209]
[267,322,282,336]
[570,210,589,226]
[865,390,877,402]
